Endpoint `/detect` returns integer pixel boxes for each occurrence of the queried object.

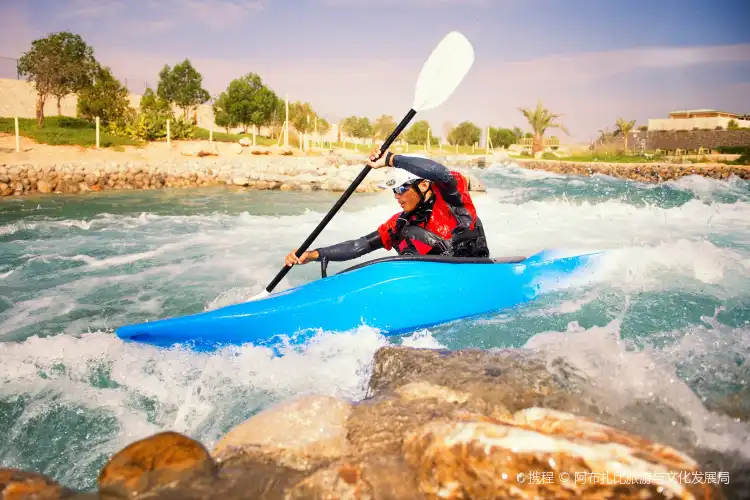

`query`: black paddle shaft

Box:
[264,108,418,293]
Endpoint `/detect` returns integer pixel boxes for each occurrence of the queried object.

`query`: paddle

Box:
[250,31,475,301]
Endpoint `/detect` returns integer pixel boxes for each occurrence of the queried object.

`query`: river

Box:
[1,162,749,490]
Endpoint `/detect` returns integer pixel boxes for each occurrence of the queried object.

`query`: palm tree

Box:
[518,100,569,155]
[615,118,636,152]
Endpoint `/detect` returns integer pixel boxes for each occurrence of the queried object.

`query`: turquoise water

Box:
[1,162,749,490]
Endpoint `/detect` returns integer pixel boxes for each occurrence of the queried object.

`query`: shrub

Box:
[108,112,195,141]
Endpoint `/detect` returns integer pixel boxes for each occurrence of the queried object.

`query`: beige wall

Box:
[648,116,750,131]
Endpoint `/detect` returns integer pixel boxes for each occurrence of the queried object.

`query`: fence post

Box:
[284,94,289,148]
[14,116,20,152]
[96,116,100,149]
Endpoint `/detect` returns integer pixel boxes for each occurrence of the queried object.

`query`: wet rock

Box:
[346,382,511,460]
[286,455,420,499]
[0,468,80,499]
[706,387,750,422]
[367,346,598,417]
[403,411,719,500]
[214,395,351,472]
[98,431,216,498]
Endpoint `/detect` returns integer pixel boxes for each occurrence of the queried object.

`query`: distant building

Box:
[648,109,750,131]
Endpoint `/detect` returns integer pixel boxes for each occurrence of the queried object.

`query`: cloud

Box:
[180,0,265,27]
[56,0,128,20]
[321,0,489,5]
[94,40,750,143]
[488,43,750,86]
[56,0,265,31]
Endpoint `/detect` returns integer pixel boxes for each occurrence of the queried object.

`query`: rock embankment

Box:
[2,345,741,499]
[0,150,487,197]
[514,158,750,182]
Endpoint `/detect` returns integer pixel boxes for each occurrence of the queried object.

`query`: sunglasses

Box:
[392,179,421,195]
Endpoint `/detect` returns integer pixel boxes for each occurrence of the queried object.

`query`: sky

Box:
[1,0,749,142]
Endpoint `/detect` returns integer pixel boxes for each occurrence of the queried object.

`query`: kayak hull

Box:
[115,249,603,351]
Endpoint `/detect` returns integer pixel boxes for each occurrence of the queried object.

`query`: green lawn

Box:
[192,127,287,147]
[0,116,500,156]
[543,152,668,163]
[0,116,141,148]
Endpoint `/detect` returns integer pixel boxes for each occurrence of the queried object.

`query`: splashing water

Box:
[1,163,749,489]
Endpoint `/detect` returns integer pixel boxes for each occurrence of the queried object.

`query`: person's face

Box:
[393,180,430,212]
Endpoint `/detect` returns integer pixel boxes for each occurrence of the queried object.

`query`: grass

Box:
[193,127,274,145]
[726,154,750,166]
[0,116,507,157]
[542,152,667,163]
[0,116,141,148]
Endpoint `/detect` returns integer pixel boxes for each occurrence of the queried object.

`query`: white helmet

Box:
[375,153,426,190]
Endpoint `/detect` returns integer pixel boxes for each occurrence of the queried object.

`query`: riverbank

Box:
[3,133,750,198]
[1,345,741,499]
[0,155,489,198]
[0,135,490,197]
[513,158,750,182]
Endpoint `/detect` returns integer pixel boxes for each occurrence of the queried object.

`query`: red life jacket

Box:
[377,171,479,255]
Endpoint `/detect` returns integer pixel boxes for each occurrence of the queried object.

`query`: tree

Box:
[17,31,97,126]
[289,101,317,135]
[373,114,396,140]
[157,59,210,120]
[405,120,438,145]
[488,127,522,148]
[266,98,286,138]
[341,116,373,141]
[213,73,279,134]
[316,117,331,137]
[615,118,636,151]
[448,121,481,146]
[140,87,171,116]
[214,104,235,134]
[518,100,569,154]
[76,64,131,125]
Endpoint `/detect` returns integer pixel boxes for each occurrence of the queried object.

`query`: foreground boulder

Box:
[2,346,737,499]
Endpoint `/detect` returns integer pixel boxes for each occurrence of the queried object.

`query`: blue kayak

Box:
[115,249,603,352]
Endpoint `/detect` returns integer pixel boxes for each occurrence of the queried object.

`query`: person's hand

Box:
[285,248,319,266]
[367,147,390,169]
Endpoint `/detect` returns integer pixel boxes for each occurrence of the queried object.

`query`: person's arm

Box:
[389,153,455,187]
[388,153,463,206]
[314,230,384,261]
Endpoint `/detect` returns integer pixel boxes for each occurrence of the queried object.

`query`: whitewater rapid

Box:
[0,162,748,489]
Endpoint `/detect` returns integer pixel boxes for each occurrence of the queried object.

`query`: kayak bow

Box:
[115,249,603,352]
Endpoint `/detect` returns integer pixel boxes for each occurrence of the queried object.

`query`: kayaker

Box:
[284,148,489,267]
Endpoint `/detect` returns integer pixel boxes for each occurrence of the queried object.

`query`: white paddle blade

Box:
[412,31,475,112]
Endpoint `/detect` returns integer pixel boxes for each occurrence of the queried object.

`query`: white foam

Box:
[0,325,389,453]
[523,307,750,459]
